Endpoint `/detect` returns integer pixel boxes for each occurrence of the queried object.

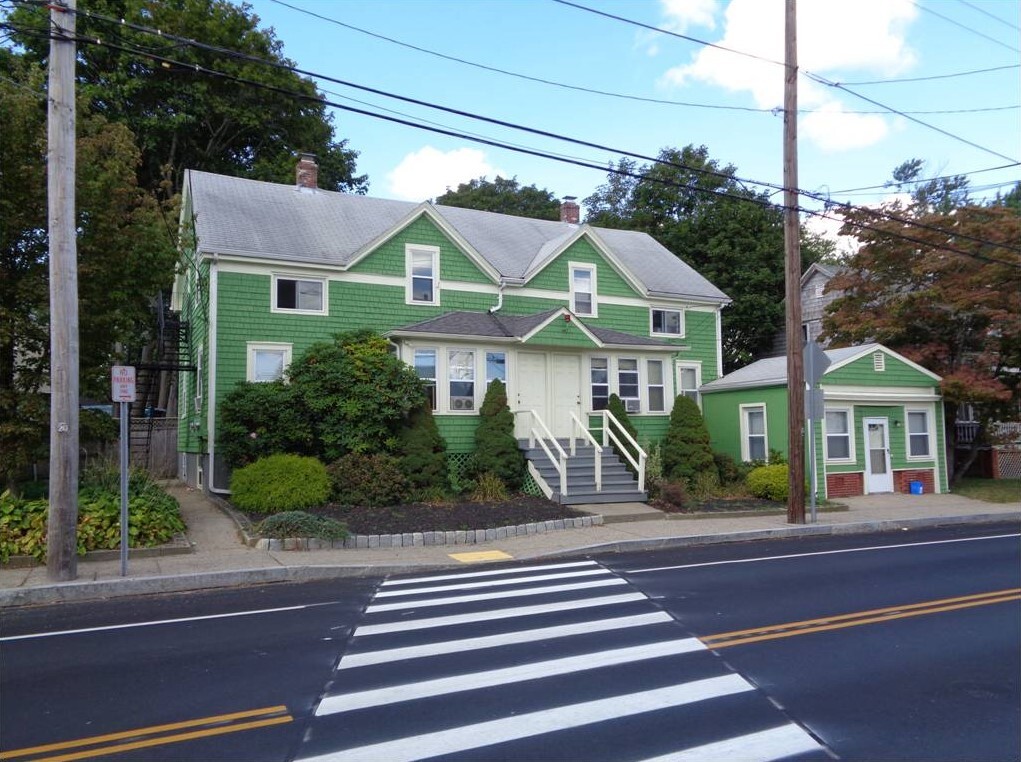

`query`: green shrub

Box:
[662,395,715,488]
[448,453,478,496]
[658,480,688,508]
[474,380,525,491]
[230,454,330,514]
[713,452,750,485]
[218,381,312,468]
[328,453,408,507]
[257,511,348,540]
[689,470,720,500]
[472,472,508,502]
[747,464,790,501]
[645,442,663,499]
[399,404,448,492]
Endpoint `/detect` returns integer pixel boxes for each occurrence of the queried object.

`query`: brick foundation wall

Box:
[826,472,864,498]
[893,469,936,494]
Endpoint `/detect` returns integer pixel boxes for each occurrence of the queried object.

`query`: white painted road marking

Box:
[365,577,627,612]
[635,723,824,762]
[381,560,598,586]
[373,566,612,597]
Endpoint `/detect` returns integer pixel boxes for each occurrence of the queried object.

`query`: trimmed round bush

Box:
[747,464,790,502]
[328,453,408,507]
[257,511,348,540]
[230,454,330,514]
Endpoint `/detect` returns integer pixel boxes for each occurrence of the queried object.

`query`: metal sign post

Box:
[111,366,136,576]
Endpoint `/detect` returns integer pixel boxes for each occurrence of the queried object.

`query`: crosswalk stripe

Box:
[634,723,823,762]
[355,592,648,636]
[338,611,674,669]
[381,560,599,587]
[366,577,628,613]
[316,637,705,715]
[374,567,612,597]
[300,675,752,762]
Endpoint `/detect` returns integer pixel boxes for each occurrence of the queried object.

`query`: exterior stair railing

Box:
[521,410,568,498]
[600,409,647,493]
[569,412,602,493]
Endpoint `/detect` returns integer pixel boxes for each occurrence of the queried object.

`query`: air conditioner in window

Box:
[451,397,474,410]
[624,398,640,414]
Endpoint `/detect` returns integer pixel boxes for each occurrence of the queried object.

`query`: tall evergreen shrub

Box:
[473,380,525,490]
[399,403,449,493]
[662,395,715,488]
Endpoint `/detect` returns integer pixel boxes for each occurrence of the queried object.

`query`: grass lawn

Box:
[953,478,1021,503]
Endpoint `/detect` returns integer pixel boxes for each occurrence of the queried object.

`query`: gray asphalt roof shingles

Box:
[701,343,882,391]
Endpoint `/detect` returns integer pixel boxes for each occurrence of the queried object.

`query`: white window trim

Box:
[569,262,597,317]
[739,403,768,463]
[905,407,934,461]
[406,244,441,306]
[246,342,293,383]
[650,307,685,338]
[413,347,439,411]
[447,348,477,414]
[589,356,610,411]
[823,406,855,463]
[675,360,702,408]
[646,359,667,413]
[270,274,327,315]
[617,357,640,413]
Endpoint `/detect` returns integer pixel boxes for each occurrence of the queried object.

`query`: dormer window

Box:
[407,244,440,305]
[570,263,596,316]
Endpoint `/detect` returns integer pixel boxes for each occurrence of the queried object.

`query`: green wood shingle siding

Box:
[526,320,599,348]
[178,257,209,453]
[434,416,480,453]
[528,238,641,297]
[825,352,935,387]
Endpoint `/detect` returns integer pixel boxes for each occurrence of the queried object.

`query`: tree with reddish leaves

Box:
[823,203,1020,484]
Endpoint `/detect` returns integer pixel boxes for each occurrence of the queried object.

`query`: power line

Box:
[912,0,1020,53]
[827,163,1020,194]
[838,63,1020,86]
[955,0,1021,33]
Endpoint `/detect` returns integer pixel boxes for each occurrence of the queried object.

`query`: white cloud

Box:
[659,0,918,150]
[386,146,503,201]
[659,0,719,33]
[802,104,889,152]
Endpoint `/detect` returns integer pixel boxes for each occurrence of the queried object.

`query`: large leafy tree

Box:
[5,0,366,196]
[435,176,560,220]
[584,146,827,370]
[823,203,1020,483]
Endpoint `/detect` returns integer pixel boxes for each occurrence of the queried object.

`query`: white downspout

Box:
[489,280,506,313]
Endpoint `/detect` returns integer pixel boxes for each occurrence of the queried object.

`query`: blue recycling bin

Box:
[909,481,923,495]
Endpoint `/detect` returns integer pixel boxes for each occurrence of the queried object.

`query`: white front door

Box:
[864,417,893,493]
[552,354,581,438]
[515,352,548,438]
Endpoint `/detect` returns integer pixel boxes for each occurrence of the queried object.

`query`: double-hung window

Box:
[646,360,665,412]
[741,405,767,462]
[618,359,640,413]
[590,358,609,410]
[486,351,506,389]
[247,343,292,383]
[907,410,931,458]
[414,349,437,410]
[449,350,475,411]
[677,363,700,404]
[825,410,852,460]
[407,245,439,305]
[570,264,596,316]
[273,276,325,314]
[651,308,683,337]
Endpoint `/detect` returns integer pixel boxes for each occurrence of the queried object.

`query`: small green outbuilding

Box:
[701,343,949,498]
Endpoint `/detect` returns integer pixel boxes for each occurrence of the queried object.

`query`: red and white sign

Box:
[111,366,136,403]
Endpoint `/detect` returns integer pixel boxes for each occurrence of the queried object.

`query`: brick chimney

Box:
[296,153,318,190]
[560,196,580,224]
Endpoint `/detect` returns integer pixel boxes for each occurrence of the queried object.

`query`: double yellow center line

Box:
[702,588,1021,650]
[0,705,292,762]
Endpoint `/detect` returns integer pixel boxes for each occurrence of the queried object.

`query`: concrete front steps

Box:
[522,441,648,506]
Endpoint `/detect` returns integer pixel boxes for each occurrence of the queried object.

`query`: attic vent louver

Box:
[873,352,885,372]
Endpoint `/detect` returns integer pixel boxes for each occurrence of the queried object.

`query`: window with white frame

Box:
[414,349,437,410]
[570,264,596,316]
[907,410,931,457]
[618,358,640,413]
[448,349,475,411]
[247,343,292,383]
[825,409,852,460]
[272,275,325,313]
[407,245,439,305]
[486,351,506,388]
[651,308,683,337]
[647,360,665,412]
[677,363,700,404]
[741,405,767,462]
[591,357,609,410]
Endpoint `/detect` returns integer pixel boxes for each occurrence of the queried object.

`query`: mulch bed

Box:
[242,495,583,535]
[651,497,785,514]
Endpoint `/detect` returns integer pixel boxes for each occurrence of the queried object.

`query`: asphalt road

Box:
[1,522,1017,761]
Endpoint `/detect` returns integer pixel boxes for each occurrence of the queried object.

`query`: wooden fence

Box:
[129,416,178,478]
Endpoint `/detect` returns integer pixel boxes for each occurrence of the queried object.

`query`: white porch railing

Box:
[520,409,568,497]
[569,412,602,493]
[600,409,647,493]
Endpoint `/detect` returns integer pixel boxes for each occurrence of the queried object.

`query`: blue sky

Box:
[246,0,1019,235]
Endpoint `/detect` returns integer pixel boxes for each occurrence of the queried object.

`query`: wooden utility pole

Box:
[784,0,806,524]
[46,0,79,581]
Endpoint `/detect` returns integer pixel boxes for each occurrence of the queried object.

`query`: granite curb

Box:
[1,511,1016,609]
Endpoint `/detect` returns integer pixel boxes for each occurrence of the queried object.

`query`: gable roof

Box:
[184,170,729,304]
[700,343,939,392]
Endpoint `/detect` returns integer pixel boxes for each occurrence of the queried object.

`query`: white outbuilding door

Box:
[864,417,893,493]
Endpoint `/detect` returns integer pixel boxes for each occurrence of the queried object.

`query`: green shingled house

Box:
[172,159,730,499]
[701,344,949,498]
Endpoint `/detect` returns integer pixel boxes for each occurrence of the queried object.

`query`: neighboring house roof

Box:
[800,261,848,287]
[388,308,683,349]
[700,343,933,392]
[184,170,729,304]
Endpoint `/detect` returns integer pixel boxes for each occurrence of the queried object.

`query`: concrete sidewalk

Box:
[1,482,1018,607]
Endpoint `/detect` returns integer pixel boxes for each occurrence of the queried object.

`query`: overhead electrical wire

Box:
[911,0,1021,54]
[3,10,1017,266]
[827,163,1019,195]
[837,63,1020,86]
[955,0,1021,33]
